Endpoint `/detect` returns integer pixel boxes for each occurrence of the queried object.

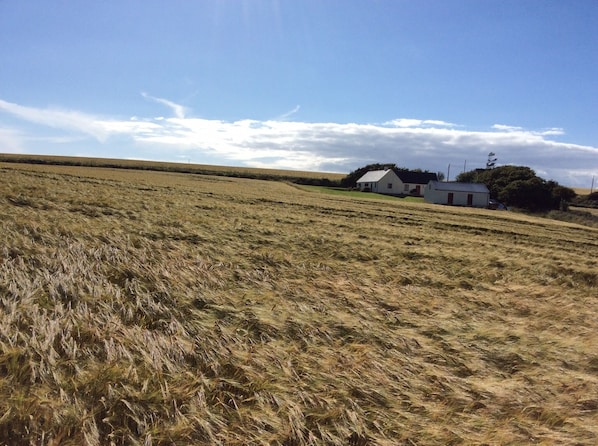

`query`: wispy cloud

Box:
[0,98,110,141]
[0,97,596,186]
[537,128,564,136]
[141,92,187,119]
[275,105,301,121]
[492,124,565,137]
[0,98,163,142]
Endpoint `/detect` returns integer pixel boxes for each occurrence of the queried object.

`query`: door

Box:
[447,193,454,205]
[467,194,473,206]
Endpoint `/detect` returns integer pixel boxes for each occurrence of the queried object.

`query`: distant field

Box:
[1,162,597,445]
[0,153,346,183]
[573,187,593,195]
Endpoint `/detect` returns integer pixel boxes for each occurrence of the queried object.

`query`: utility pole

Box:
[592,176,595,194]
[447,164,451,182]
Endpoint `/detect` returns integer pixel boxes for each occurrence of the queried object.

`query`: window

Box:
[387,183,393,189]
[404,184,409,191]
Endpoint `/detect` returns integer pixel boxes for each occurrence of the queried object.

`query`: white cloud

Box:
[423,120,457,127]
[387,118,422,127]
[0,97,597,187]
[492,124,523,132]
[386,118,456,128]
[96,119,163,135]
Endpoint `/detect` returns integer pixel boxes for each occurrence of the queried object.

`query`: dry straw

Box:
[0,162,597,445]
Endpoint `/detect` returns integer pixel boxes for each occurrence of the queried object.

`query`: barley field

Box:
[0,154,345,184]
[1,162,597,445]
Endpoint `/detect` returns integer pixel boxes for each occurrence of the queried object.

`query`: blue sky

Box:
[1,0,597,187]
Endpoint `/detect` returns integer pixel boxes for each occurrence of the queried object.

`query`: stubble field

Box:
[1,162,597,445]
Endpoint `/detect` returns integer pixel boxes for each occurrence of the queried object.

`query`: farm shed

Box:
[356,169,438,196]
[424,181,490,207]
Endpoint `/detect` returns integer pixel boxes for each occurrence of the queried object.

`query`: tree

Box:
[456,168,484,183]
[551,184,577,210]
[498,177,552,211]
[456,165,576,212]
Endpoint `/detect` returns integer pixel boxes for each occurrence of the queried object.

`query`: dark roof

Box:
[394,170,438,184]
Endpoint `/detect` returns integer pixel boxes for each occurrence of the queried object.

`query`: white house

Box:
[424,181,490,207]
[356,169,438,196]
[356,169,403,195]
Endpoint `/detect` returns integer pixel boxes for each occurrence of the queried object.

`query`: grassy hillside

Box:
[1,162,597,445]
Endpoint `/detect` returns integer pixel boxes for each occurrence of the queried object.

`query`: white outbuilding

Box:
[424,181,490,208]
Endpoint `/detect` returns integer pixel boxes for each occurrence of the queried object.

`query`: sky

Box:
[1,0,597,187]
